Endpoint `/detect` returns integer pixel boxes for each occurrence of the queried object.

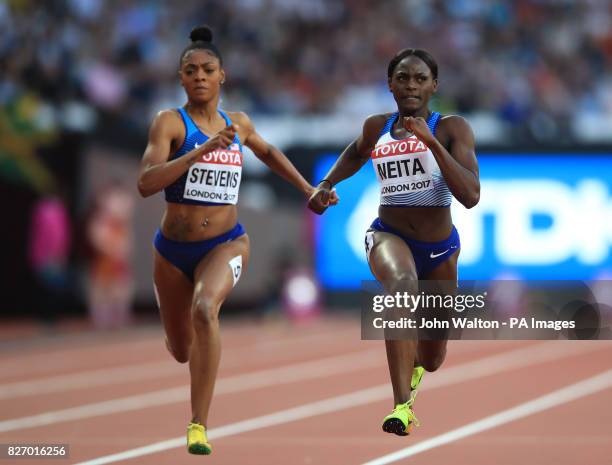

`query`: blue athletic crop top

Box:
[164,108,243,206]
[371,111,452,207]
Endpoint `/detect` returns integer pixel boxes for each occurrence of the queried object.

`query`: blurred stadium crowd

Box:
[1,0,611,148]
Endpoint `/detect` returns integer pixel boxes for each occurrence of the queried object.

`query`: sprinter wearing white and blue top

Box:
[308,49,479,437]
[137,25,326,455]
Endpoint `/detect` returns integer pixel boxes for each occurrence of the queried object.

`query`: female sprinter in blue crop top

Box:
[137,25,335,455]
[308,49,479,437]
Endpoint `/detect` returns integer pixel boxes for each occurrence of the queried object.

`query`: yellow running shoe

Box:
[382,401,420,436]
[411,365,425,390]
[410,365,425,404]
[187,422,212,455]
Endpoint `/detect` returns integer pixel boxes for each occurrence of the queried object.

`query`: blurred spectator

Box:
[28,192,72,322]
[86,183,135,329]
[0,0,610,145]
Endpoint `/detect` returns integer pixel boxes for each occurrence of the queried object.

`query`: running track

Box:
[0,316,610,464]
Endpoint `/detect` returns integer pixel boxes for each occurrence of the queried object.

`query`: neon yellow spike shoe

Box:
[411,365,425,390]
[410,366,425,403]
[382,401,420,436]
[187,422,212,455]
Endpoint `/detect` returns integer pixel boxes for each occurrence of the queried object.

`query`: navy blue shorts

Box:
[153,223,245,282]
[365,218,460,279]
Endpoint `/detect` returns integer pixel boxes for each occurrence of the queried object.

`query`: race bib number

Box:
[371,138,434,197]
[184,147,242,204]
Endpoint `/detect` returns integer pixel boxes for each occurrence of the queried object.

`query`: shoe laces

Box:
[188,423,206,441]
[408,388,418,405]
[394,401,420,427]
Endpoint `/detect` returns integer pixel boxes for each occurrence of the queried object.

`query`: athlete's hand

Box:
[403,117,435,146]
[197,124,237,153]
[307,182,339,215]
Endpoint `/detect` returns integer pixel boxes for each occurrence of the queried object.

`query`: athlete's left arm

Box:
[406,115,480,209]
[233,112,315,199]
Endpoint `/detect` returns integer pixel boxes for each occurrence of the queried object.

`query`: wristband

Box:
[319,179,333,189]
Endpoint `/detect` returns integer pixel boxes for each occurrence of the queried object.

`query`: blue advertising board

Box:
[314,154,612,289]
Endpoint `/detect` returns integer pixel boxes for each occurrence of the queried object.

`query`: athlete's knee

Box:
[419,348,447,372]
[387,271,418,294]
[192,296,221,329]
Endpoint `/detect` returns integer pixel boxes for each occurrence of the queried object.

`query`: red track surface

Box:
[0,316,610,465]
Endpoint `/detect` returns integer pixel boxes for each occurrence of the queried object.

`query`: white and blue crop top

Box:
[164,108,243,206]
[371,111,452,207]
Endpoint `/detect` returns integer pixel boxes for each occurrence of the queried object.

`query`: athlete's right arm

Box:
[307,114,384,214]
[137,111,235,198]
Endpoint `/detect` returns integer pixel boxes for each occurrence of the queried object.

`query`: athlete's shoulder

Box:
[225,111,254,143]
[155,108,182,122]
[364,112,394,128]
[362,113,393,141]
[225,111,250,126]
[150,108,183,130]
[225,111,254,135]
[435,114,474,143]
[436,114,473,133]
[148,108,183,139]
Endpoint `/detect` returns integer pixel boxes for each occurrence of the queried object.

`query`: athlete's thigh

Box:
[366,230,418,291]
[153,249,194,352]
[367,231,418,340]
[424,248,460,282]
[418,249,460,359]
[192,234,250,313]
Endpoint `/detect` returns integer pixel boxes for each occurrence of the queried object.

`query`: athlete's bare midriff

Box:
[161,203,238,242]
[378,205,453,242]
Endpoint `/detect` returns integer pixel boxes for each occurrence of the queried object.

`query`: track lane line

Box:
[0,326,359,381]
[361,368,612,465]
[0,361,181,400]
[67,342,608,465]
[0,336,519,393]
[0,348,382,432]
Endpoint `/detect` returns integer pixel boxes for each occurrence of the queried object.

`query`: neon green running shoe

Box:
[409,365,425,404]
[382,401,420,436]
[187,422,212,455]
[411,365,425,390]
